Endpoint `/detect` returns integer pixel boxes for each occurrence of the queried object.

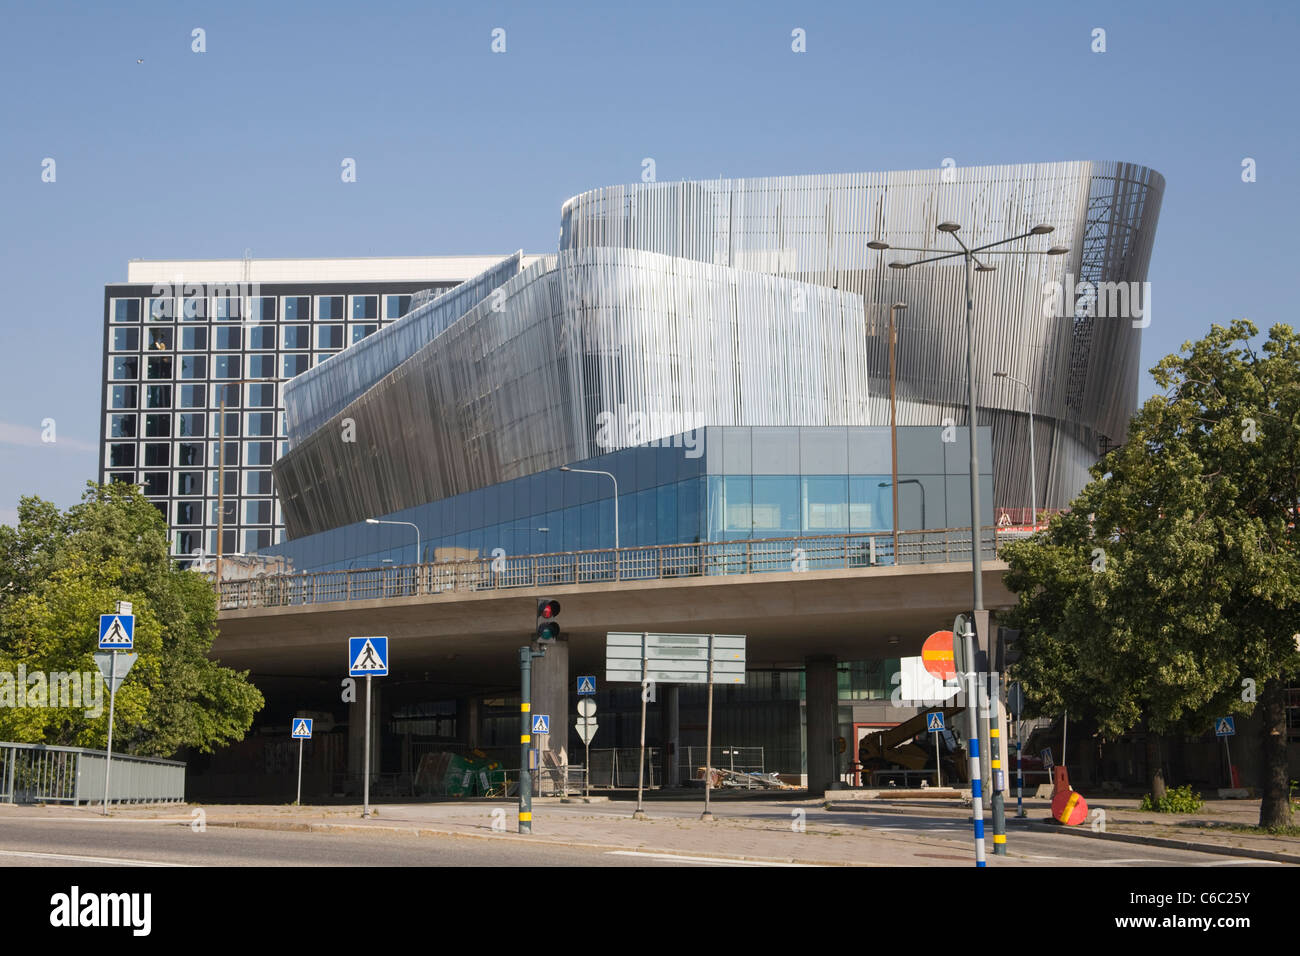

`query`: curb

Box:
[1016,819,1300,865]
[204,818,874,867]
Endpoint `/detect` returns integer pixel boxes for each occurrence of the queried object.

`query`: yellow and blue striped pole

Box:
[959,616,986,867]
[989,672,1007,855]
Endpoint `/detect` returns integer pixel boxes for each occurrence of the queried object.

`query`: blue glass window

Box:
[112,327,139,351]
[752,477,799,534]
[283,297,311,321]
[248,325,276,350]
[802,477,848,533]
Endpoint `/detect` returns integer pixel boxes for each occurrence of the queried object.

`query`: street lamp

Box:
[880,479,925,531]
[882,302,907,560]
[870,221,1068,860]
[993,371,1038,527]
[214,377,276,587]
[365,517,422,565]
[559,466,620,569]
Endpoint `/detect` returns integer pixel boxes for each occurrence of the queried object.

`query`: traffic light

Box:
[536,599,561,641]
[996,627,1021,672]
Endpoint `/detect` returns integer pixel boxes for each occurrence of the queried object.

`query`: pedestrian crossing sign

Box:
[1215,716,1235,737]
[98,613,134,650]
[348,636,389,676]
[926,711,945,732]
[576,676,596,695]
[532,714,550,734]
[291,718,313,739]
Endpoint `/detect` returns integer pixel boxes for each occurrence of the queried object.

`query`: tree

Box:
[1001,320,1300,827]
[0,482,263,755]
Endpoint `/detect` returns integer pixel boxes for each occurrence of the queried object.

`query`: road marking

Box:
[1199,858,1281,866]
[0,848,189,867]
[606,850,812,867]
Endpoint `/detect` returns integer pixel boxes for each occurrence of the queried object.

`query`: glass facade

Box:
[259,425,992,573]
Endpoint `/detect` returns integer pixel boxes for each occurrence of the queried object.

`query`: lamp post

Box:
[879,302,907,560]
[559,465,619,576]
[365,517,422,565]
[993,371,1037,528]
[880,479,925,532]
[214,377,276,589]
[870,222,1068,861]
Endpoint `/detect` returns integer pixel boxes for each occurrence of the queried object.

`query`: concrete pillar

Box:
[661,685,680,787]
[347,680,381,783]
[457,696,480,750]
[531,637,570,781]
[805,655,838,796]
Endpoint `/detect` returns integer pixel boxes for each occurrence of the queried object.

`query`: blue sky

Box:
[1,0,1297,522]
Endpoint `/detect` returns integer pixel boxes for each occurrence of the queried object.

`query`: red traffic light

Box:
[536,599,561,640]
[538,599,560,619]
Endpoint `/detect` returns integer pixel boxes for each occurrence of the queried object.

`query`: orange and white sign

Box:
[921,630,956,681]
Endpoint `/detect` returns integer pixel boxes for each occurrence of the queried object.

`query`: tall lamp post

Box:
[881,302,907,560]
[365,517,422,565]
[870,222,1068,860]
[993,371,1038,528]
[559,465,619,576]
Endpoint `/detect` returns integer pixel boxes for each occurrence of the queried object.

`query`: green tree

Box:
[0,482,263,755]
[1001,320,1300,827]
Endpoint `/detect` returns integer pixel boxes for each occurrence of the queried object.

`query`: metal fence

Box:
[587,747,662,789]
[0,742,185,805]
[219,528,1004,611]
[674,746,765,787]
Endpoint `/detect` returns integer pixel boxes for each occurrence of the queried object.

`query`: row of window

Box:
[107,440,284,469]
[174,529,278,557]
[105,470,266,497]
[108,383,278,410]
[112,294,415,324]
[108,412,284,440]
[169,499,277,525]
[111,324,379,353]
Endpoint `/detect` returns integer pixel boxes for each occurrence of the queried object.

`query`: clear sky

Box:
[2,0,1297,523]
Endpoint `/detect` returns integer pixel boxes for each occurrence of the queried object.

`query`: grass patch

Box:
[1218,824,1300,838]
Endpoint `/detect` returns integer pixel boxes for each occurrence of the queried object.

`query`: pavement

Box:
[1,792,1294,867]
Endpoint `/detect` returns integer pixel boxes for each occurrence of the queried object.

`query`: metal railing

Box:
[674,746,766,788]
[219,528,1003,611]
[0,742,185,805]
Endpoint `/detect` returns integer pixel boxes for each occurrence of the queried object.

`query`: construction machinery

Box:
[857,706,968,785]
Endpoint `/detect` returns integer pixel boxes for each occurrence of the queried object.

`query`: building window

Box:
[247,354,275,379]
[245,441,274,466]
[245,529,272,552]
[316,325,343,349]
[211,411,239,438]
[177,442,205,467]
[214,296,240,321]
[245,470,273,495]
[385,294,412,319]
[211,500,238,524]
[147,328,173,351]
[175,472,202,495]
[180,327,207,351]
[112,327,139,352]
[144,414,171,438]
[283,296,311,321]
[246,412,275,437]
[282,325,310,349]
[282,354,309,377]
[146,356,173,379]
[351,295,378,320]
[247,296,276,323]
[350,324,377,344]
[213,354,242,379]
[178,384,206,409]
[108,414,136,439]
[248,325,275,350]
[211,442,239,467]
[317,296,344,321]
[244,499,272,524]
[247,383,275,408]
[111,356,138,380]
[175,500,202,526]
[214,327,241,350]
[143,443,170,467]
[109,444,135,467]
[212,383,240,408]
[107,472,134,485]
[145,385,172,409]
[211,471,238,496]
[111,299,140,323]
[147,297,173,321]
[176,412,205,437]
[142,472,169,496]
[802,477,849,532]
[175,530,200,556]
[110,385,137,409]
[182,296,207,321]
[180,355,207,379]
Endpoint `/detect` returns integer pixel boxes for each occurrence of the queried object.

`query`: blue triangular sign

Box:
[577,676,595,694]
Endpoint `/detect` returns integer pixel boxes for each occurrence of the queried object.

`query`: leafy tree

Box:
[0,482,263,755]
[1001,320,1300,827]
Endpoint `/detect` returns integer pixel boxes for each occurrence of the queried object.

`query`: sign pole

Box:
[584,737,590,801]
[102,650,117,816]
[519,647,532,833]
[362,675,372,818]
[934,728,941,788]
[958,615,986,867]
[702,635,715,822]
[989,671,1006,855]
[1223,735,1232,787]
[633,632,648,820]
[1016,720,1025,817]
[297,736,304,806]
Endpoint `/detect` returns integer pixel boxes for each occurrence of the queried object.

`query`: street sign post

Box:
[348,637,389,818]
[94,629,138,817]
[575,697,597,799]
[291,718,313,805]
[1216,717,1237,787]
[953,613,985,866]
[927,711,945,787]
[1007,681,1026,818]
[606,632,747,821]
